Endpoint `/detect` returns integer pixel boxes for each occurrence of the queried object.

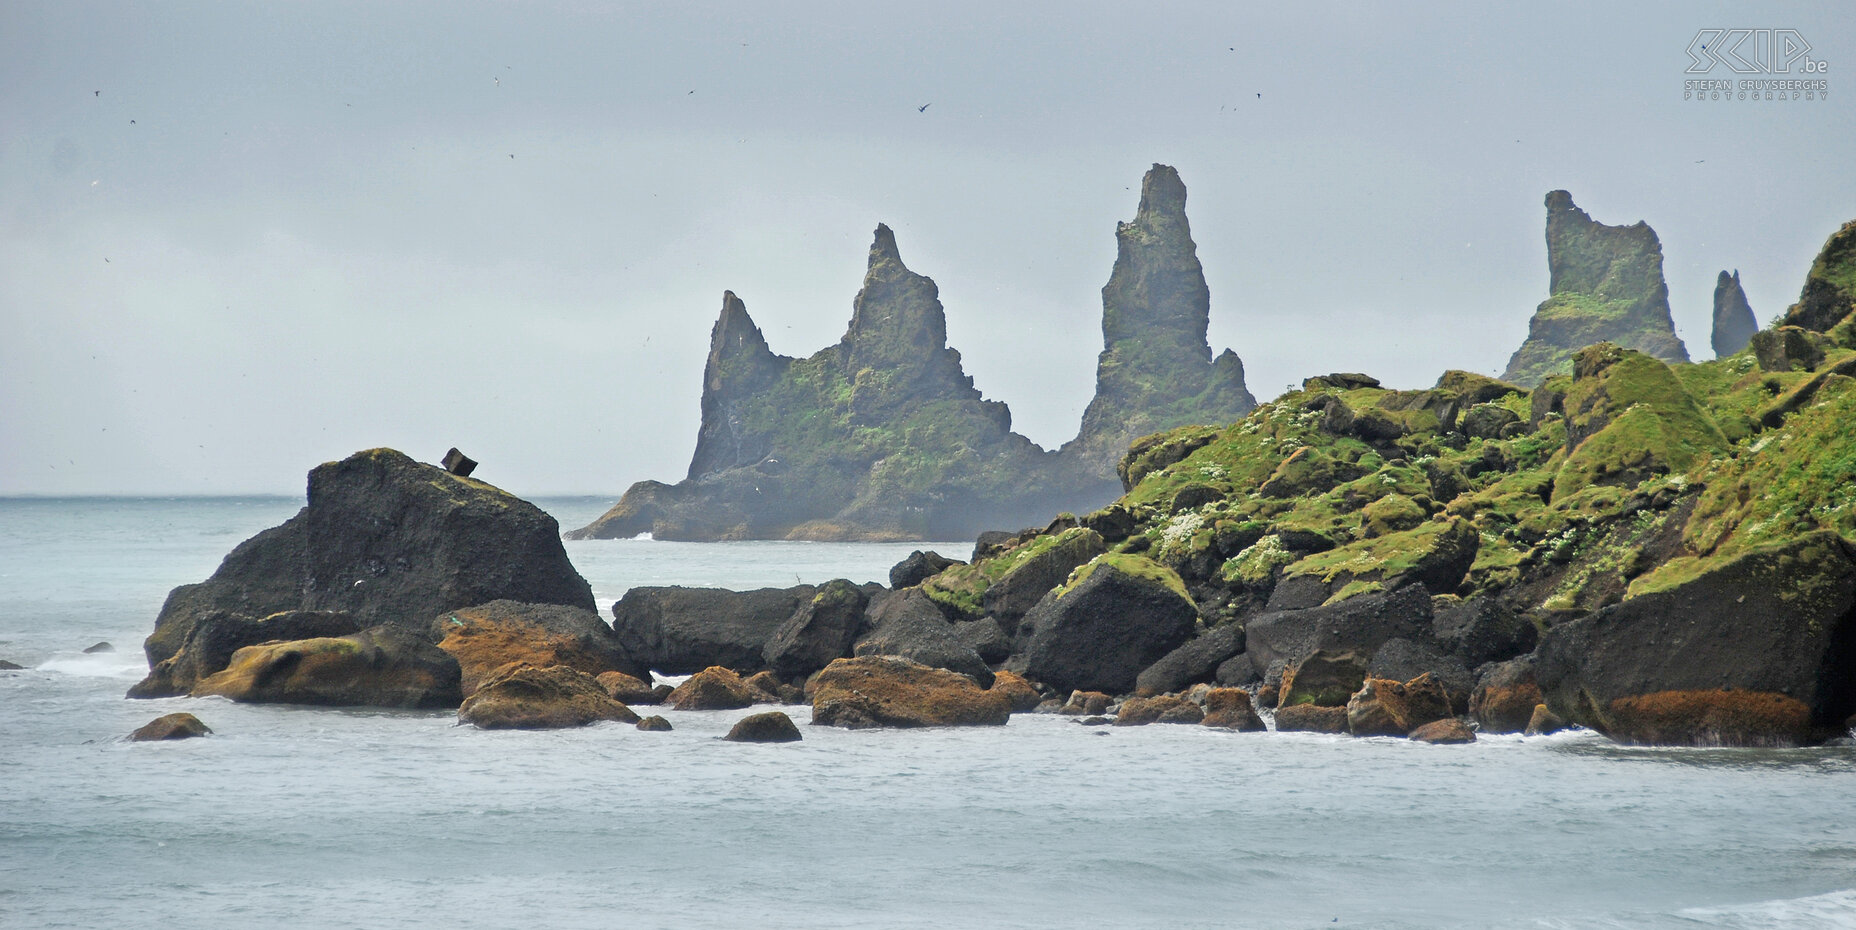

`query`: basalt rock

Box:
[854,591,993,687]
[1782,218,1856,333]
[130,609,361,699]
[1711,270,1758,358]
[1274,703,1349,734]
[610,584,813,675]
[1470,657,1544,734]
[129,712,212,742]
[1133,623,1246,697]
[1409,718,1476,744]
[1502,191,1689,387]
[458,664,640,729]
[724,710,803,743]
[668,666,761,711]
[597,671,658,704]
[1201,688,1267,731]
[763,579,870,681]
[987,669,1044,713]
[139,448,592,681]
[433,600,644,698]
[1346,673,1454,738]
[889,550,959,590]
[1277,650,1371,709]
[1020,554,1198,695]
[1535,531,1856,746]
[1244,584,1434,683]
[809,655,1010,728]
[1112,694,1204,726]
[191,626,461,709]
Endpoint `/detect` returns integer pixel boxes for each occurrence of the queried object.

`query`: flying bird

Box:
[918,103,930,112]
[93,90,99,97]
[494,76,500,86]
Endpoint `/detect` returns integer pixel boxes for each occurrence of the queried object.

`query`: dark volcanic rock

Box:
[0,659,23,670]
[1470,657,1543,734]
[131,609,361,699]
[1347,674,1454,738]
[809,656,1010,728]
[191,626,461,709]
[668,666,761,711]
[433,600,644,698]
[1409,718,1476,744]
[458,664,640,730]
[1369,638,1473,714]
[1134,623,1246,697]
[724,710,803,743]
[952,617,1013,665]
[1113,695,1203,726]
[1782,218,1856,333]
[980,528,1107,621]
[1278,650,1370,709]
[83,641,114,654]
[855,589,992,687]
[763,579,870,681]
[1711,270,1758,358]
[610,584,813,675]
[129,712,212,742]
[1432,595,1537,667]
[890,550,959,589]
[140,448,592,681]
[1244,584,1434,681]
[636,715,673,732]
[1536,531,1856,746]
[1502,190,1690,387]
[1062,164,1256,476]
[1021,554,1198,695]
[1201,688,1266,731]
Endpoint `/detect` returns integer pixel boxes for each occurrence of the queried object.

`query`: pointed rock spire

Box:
[1711,271,1757,358]
[687,291,791,480]
[839,224,976,418]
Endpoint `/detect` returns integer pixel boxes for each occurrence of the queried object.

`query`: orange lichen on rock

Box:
[1602,690,1814,747]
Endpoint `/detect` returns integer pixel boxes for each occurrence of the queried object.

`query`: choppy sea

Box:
[3,496,1854,929]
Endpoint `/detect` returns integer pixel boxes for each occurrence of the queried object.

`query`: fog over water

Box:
[3,3,1851,495]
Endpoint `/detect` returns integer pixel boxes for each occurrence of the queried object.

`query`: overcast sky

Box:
[3,2,1851,497]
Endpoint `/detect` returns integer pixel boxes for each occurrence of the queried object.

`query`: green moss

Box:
[921,526,1101,615]
[1057,551,1191,602]
[1553,348,1726,500]
[1283,517,1468,585]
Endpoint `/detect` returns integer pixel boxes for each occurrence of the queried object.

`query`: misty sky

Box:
[3,2,1851,497]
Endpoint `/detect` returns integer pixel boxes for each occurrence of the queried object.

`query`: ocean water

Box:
[3,497,1855,930]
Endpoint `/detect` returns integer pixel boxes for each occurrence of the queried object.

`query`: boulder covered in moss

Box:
[1552,344,1726,501]
[762,579,870,681]
[724,710,803,743]
[809,655,1011,728]
[1535,531,1856,746]
[458,664,640,730]
[1782,218,1856,333]
[129,712,212,742]
[1020,553,1198,694]
[1501,190,1689,387]
[432,600,644,698]
[610,584,813,675]
[138,448,593,686]
[130,608,360,699]
[191,626,461,709]
[1711,270,1758,358]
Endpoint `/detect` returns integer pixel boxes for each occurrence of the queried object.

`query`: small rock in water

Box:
[636,715,673,732]
[0,659,24,671]
[83,641,114,654]
[441,447,478,477]
[1075,715,1111,726]
[130,712,211,741]
[724,710,802,743]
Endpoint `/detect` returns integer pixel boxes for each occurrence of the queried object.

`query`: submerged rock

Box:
[724,711,803,743]
[809,656,1010,729]
[458,664,640,730]
[636,715,673,732]
[1502,190,1689,387]
[129,712,211,742]
[1408,718,1476,744]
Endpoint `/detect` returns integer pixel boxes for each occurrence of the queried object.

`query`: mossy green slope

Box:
[1502,191,1690,387]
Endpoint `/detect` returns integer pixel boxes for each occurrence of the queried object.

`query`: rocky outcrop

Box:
[1277,650,1370,709]
[809,656,1011,728]
[1020,554,1198,694]
[1551,343,1726,502]
[1409,718,1476,744]
[1275,703,1349,733]
[131,609,360,699]
[1502,191,1689,387]
[433,600,644,698]
[571,230,1093,542]
[139,448,592,683]
[1346,673,1453,737]
[889,550,958,589]
[853,591,993,687]
[1061,164,1256,475]
[1469,657,1543,734]
[129,713,212,741]
[1201,688,1266,731]
[1536,532,1856,746]
[668,666,763,711]
[762,580,870,681]
[987,669,1043,712]
[191,626,461,709]
[1782,219,1856,333]
[458,664,640,729]
[1243,584,1434,683]
[609,585,813,675]
[1711,270,1758,358]
[725,710,803,743]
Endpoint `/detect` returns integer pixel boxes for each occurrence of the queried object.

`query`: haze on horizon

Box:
[3,2,1851,498]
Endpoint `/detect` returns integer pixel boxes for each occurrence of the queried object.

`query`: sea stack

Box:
[1061,164,1256,475]
[1781,218,1856,333]
[1501,191,1689,387]
[1710,270,1757,358]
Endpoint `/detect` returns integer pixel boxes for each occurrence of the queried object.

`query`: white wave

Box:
[630,531,654,541]
[37,651,146,679]
[1677,889,1856,928]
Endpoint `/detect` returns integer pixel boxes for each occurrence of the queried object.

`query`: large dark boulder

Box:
[762,579,870,680]
[1020,554,1198,695]
[610,584,813,675]
[139,449,593,679]
[809,656,1011,728]
[458,664,640,729]
[1470,656,1543,734]
[953,618,1013,665]
[1535,532,1856,746]
[890,550,959,589]
[191,626,461,709]
[1368,637,1473,714]
[1346,673,1454,737]
[980,528,1107,620]
[1432,595,1537,667]
[130,609,361,699]
[1244,584,1434,681]
[855,588,993,687]
[432,600,644,698]
[1133,623,1245,696]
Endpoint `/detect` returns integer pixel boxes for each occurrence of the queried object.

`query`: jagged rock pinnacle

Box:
[688,291,790,480]
[1710,270,1757,359]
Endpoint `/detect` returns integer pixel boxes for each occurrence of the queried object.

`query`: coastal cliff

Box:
[1502,191,1690,386]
